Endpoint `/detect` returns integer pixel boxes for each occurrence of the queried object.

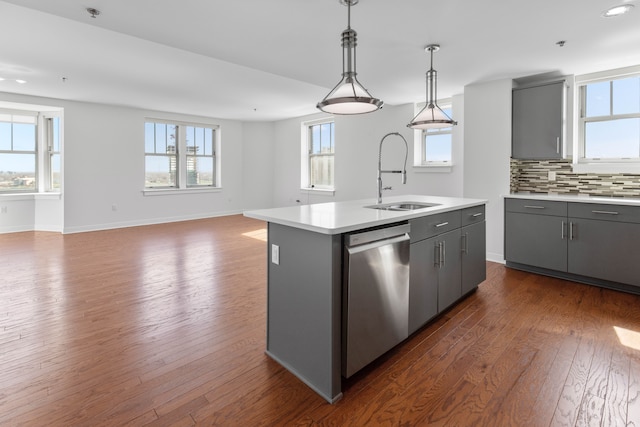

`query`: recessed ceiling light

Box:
[15,79,27,84]
[603,4,634,17]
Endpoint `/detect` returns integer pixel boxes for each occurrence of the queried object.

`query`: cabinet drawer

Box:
[410,210,461,243]
[569,202,640,224]
[461,205,485,227]
[505,198,567,216]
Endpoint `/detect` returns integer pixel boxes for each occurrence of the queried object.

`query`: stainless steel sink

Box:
[365,202,441,211]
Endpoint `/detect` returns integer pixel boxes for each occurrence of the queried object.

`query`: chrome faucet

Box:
[377,132,408,204]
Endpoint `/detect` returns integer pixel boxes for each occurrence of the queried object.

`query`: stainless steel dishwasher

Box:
[343,223,410,378]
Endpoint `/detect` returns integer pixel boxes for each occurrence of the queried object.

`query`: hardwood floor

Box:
[2,215,640,426]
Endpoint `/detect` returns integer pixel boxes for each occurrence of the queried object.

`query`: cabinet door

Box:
[568,218,640,286]
[512,81,564,159]
[505,212,567,271]
[462,221,486,295]
[409,237,438,334]
[438,229,462,312]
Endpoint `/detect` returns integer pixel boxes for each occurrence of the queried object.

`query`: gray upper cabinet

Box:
[512,81,565,159]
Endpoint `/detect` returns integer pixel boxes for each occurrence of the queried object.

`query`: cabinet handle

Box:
[471,212,484,217]
[435,222,449,228]
[434,242,440,267]
[441,241,446,268]
[591,210,619,215]
[569,222,575,240]
[462,233,469,253]
[556,137,560,154]
[561,221,566,240]
[524,205,546,209]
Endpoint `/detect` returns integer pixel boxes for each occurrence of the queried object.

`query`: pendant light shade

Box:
[408,44,457,129]
[317,0,383,115]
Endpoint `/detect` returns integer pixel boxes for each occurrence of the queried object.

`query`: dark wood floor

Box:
[2,215,640,426]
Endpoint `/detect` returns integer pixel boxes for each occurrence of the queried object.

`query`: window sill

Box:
[300,187,335,197]
[413,164,453,173]
[0,192,61,201]
[143,187,222,196]
[572,162,640,174]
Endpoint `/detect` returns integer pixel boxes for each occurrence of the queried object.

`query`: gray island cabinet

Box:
[505,195,640,292]
[244,195,486,403]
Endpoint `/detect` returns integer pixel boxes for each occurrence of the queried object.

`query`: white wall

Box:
[242,121,276,210]
[0,195,36,233]
[62,103,247,232]
[271,102,465,207]
[0,92,267,233]
[463,79,513,262]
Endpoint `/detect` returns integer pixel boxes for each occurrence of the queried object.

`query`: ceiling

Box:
[0,0,639,121]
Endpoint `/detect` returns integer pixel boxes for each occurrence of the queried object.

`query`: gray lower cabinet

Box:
[409,206,486,334]
[505,197,640,289]
[409,236,438,333]
[462,221,487,295]
[437,229,463,311]
[409,230,461,334]
[505,211,567,271]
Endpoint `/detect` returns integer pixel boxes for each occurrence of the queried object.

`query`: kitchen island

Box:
[244,195,487,403]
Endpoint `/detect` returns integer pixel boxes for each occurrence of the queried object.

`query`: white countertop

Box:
[243,195,487,235]
[505,192,640,207]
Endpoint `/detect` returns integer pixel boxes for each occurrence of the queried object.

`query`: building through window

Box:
[145,121,218,189]
[0,110,61,193]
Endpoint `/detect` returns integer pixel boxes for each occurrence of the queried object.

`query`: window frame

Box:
[144,119,220,192]
[301,117,335,192]
[184,125,216,188]
[0,110,39,194]
[412,100,454,170]
[575,67,640,166]
[42,115,62,191]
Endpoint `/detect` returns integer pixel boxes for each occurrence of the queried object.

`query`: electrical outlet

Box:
[271,244,280,265]
[111,204,118,212]
[548,171,556,181]
[1,206,7,214]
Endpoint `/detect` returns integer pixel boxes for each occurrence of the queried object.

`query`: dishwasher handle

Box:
[346,223,410,247]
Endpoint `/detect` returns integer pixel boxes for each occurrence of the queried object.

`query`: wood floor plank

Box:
[2,217,640,426]
[601,349,630,427]
[628,357,640,427]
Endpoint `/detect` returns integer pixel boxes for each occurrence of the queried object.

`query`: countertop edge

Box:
[244,196,487,235]
[504,193,640,207]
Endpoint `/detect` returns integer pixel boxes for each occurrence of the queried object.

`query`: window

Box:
[44,117,61,190]
[144,120,218,190]
[0,113,38,192]
[302,119,334,190]
[145,122,178,188]
[419,105,453,166]
[578,73,640,161]
[185,126,215,187]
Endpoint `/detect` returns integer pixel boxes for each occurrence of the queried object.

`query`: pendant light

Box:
[408,44,457,129]
[317,0,383,115]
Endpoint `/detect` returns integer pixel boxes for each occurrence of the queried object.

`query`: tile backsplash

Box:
[510,159,640,198]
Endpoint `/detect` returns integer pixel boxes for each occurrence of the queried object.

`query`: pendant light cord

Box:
[427,46,437,107]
